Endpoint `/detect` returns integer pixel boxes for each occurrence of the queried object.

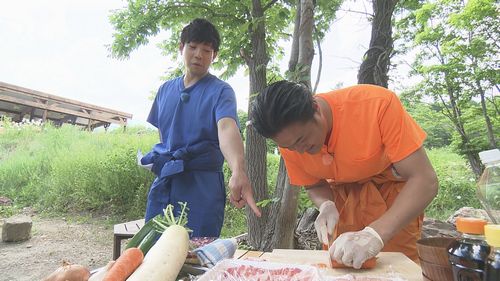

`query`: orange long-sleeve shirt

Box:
[279,84,427,262]
[280,84,426,186]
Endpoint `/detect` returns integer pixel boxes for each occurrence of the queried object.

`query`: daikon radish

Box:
[126,203,190,281]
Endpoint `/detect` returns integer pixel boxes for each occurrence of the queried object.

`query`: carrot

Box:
[322,243,377,269]
[331,257,377,269]
[103,247,144,281]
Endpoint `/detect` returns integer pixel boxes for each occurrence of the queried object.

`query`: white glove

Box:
[330,226,384,269]
[136,150,152,171]
[314,201,339,246]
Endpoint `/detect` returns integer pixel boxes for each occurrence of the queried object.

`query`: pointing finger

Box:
[243,193,261,217]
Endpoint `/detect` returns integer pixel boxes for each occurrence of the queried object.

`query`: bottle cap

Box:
[456,217,488,234]
[479,149,500,165]
[484,224,500,247]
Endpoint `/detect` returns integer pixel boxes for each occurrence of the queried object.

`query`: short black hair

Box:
[180,18,220,52]
[250,80,315,138]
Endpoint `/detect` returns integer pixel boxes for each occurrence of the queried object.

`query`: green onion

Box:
[152,202,191,233]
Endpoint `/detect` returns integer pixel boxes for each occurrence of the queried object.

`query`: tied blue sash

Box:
[141,142,224,194]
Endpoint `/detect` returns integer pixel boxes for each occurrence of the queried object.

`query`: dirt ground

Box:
[0,214,117,281]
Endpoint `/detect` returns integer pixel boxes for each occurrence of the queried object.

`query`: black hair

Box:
[180,18,220,52]
[250,80,315,138]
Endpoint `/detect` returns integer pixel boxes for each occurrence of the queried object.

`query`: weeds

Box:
[0,121,483,237]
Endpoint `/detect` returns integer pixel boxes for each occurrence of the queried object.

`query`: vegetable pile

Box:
[126,202,190,281]
[87,202,191,281]
[125,202,191,256]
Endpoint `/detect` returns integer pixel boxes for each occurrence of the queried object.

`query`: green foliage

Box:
[266,139,279,155]
[237,110,248,141]
[256,197,280,208]
[1,122,485,234]
[0,205,16,218]
[266,154,281,192]
[220,152,280,237]
[297,187,314,213]
[425,147,481,220]
[394,0,499,170]
[109,0,343,85]
[400,94,454,148]
[109,0,293,80]
[449,102,499,155]
[0,121,285,236]
[109,1,344,242]
[221,202,248,238]
[0,123,157,219]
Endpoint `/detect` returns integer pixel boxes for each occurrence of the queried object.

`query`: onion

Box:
[42,260,91,281]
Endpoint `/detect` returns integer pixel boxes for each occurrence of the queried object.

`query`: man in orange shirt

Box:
[250,80,438,268]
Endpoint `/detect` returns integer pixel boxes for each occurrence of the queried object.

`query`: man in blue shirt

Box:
[143,18,261,237]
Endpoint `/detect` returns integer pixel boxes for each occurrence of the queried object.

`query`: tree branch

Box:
[313,27,322,94]
[263,0,279,12]
[240,48,251,65]
[338,8,373,17]
[162,3,247,23]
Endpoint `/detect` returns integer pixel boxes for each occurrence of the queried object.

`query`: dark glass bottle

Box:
[448,217,491,281]
[484,224,500,281]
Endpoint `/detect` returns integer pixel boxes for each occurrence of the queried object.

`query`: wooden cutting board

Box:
[261,249,423,281]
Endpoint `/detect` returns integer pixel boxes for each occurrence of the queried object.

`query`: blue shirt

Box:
[144,73,239,236]
[147,73,239,169]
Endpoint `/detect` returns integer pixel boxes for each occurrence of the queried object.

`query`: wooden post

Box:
[29,107,36,121]
[87,119,93,131]
[41,100,48,123]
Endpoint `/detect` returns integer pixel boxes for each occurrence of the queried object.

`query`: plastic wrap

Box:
[196,259,409,281]
[197,259,328,281]
[324,275,408,281]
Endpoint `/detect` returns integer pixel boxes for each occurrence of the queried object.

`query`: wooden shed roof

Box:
[0,81,132,129]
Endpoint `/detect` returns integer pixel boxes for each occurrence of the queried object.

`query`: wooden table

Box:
[112,219,144,260]
[233,249,423,281]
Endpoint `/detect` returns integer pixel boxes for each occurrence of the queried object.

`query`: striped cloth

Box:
[193,238,238,267]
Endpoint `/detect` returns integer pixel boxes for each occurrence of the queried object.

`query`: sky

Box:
[0,0,373,127]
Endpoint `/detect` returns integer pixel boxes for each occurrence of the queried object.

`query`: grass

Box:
[0,120,483,237]
[426,147,481,220]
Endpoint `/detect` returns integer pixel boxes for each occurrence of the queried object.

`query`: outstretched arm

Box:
[218,117,261,217]
[369,146,438,242]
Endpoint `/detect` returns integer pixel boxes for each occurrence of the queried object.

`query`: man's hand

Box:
[329,226,384,269]
[228,171,261,217]
[314,200,339,245]
[217,117,261,218]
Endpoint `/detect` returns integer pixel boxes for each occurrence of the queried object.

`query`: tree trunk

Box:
[442,81,483,178]
[246,0,320,251]
[265,0,316,251]
[288,0,301,72]
[357,0,397,87]
[297,0,315,88]
[266,158,300,250]
[477,81,497,148]
[246,0,271,250]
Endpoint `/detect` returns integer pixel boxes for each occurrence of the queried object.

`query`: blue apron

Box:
[142,142,225,238]
[145,74,238,237]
